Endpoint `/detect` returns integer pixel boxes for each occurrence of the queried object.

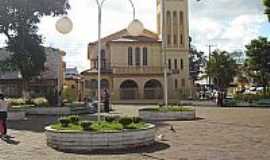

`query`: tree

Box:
[205,50,238,106]
[189,47,207,82]
[0,0,70,96]
[264,0,270,21]
[245,37,270,95]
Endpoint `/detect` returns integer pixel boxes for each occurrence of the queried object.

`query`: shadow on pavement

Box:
[57,142,170,155]
[1,136,20,145]
[7,115,59,133]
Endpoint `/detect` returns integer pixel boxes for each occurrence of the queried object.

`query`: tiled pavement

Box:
[1,105,270,160]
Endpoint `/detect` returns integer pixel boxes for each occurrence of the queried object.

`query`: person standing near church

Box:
[0,93,8,137]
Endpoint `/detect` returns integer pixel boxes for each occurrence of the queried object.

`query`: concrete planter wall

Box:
[7,110,26,120]
[27,107,71,115]
[139,109,196,121]
[45,124,155,152]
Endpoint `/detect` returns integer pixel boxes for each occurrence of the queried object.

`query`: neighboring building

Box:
[64,67,85,102]
[81,0,193,103]
[0,47,65,105]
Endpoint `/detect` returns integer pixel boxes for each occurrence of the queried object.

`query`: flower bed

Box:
[45,116,156,152]
[139,106,196,121]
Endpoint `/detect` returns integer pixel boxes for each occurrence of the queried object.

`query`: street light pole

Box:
[161,0,168,106]
[94,0,142,121]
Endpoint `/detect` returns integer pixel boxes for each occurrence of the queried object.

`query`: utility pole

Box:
[206,43,216,91]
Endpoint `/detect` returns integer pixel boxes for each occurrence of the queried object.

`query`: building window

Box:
[181,59,184,70]
[168,59,171,70]
[167,34,171,46]
[181,79,185,87]
[135,47,141,66]
[175,79,178,89]
[179,11,183,26]
[101,49,105,59]
[174,34,177,45]
[180,34,183,45]
[174,59,178,69]
[173,11,178,47]
[166,11,171,47]
[128,47,133,65]
[101,49,106,69]
[143,47,148,66]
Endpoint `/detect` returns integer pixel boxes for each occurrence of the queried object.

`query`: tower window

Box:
[174,59,178,69]
[182,79,185,87]
[181,59,184,70]
[168,59,171,70]
[175,79,178,89]
[167,34,171,46]
[143,47,148,66]
[180,34,183,45]
[174,35,177,45]
[128,47,133,66]
[135,47,141,66]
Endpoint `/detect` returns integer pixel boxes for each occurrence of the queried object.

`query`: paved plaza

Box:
[1,105,270,160]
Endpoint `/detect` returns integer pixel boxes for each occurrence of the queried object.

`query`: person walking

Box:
[103,89,110,113]
[0,93,8,137]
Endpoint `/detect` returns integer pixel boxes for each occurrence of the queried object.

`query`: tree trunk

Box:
[22,79,30,99]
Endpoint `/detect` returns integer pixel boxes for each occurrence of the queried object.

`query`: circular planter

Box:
[45,124,156,152]
[7,110,26,121]
[139,108,196,121]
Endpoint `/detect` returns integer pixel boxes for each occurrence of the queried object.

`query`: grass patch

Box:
[142,106,194,112]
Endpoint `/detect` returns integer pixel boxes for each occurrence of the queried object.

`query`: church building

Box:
[82,0,193,103]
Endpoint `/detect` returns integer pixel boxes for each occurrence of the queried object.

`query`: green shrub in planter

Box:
[7,98,26,106]
[105,116,117,122]
[59,117,71,128]
[68,115,80,125]
[119,117,133,127]
[133,117,143,123]
[124,123,138,129]
[80,121,92,131]
[32,97,49,107]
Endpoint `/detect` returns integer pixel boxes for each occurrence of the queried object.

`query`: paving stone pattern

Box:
[1,106,270,160]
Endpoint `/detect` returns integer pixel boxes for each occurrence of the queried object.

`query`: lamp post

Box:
[94,0,144,121]
[161,0,168,106]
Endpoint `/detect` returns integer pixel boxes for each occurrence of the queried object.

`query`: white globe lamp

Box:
[127,19,144,36]
[56,16,73,34]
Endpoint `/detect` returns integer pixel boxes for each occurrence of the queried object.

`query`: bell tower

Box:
[157,0,189,49]
[157,0,192,98]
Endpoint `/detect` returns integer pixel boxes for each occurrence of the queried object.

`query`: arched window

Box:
[174,59,178,69]
[101,49,106,69]
[166,11,171,46]
[181,59,184,70]
[128,47,133,65]
[101,49,105,59]
[143,47,148,66]
[173,11,178,46]
[135,47,141,66]
[168,59,171,70]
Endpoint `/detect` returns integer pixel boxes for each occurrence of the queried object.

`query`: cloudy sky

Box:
[0,0,269,72]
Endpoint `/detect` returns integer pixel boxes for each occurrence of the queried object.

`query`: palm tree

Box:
[205,50,238,106]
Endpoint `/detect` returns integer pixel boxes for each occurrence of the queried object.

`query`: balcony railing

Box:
[112,66,165,75]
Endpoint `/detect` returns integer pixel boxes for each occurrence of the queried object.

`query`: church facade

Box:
[82,0,193,103]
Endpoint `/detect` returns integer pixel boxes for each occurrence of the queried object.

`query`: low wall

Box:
[139,109,196,121]
[45,124,155,152]
[8,110,26,121]
[27,107,71,115]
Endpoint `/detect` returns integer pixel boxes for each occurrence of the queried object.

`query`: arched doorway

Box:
[144,79,163,99]
[120,80,138,100]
